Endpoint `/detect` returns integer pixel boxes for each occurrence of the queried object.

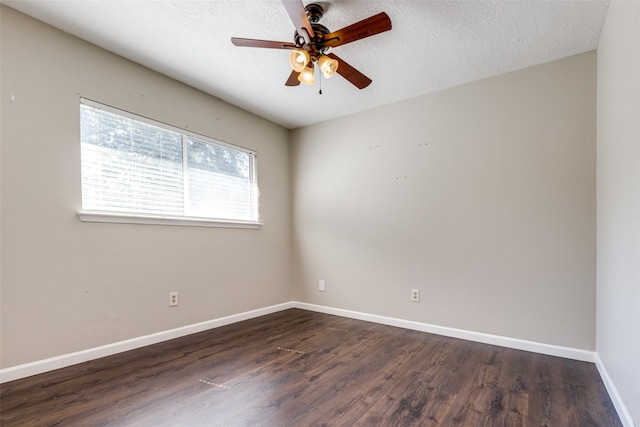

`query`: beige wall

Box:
[596,1,640,424]
[0,7,292,368]
[292,52,597,350]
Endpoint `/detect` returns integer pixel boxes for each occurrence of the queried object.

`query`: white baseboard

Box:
[595,354,636,427]
[0,302,293,384]
[292,302,596,362]
[0,301,598,385]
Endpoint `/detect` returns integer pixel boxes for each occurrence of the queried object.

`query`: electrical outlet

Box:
[169,291,178,306]
[319,280,326,292]
[411,289,420,302]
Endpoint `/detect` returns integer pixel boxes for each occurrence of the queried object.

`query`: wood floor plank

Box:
[0,309,622,426]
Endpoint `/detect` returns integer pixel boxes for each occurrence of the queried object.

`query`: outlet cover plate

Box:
[169,291,179,306]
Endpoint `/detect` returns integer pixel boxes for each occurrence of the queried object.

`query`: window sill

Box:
[77,211,262,229]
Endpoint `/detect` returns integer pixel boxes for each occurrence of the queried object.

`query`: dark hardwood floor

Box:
[0,309,621,426]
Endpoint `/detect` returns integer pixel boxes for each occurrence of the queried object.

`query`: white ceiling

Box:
[4,0,609,129]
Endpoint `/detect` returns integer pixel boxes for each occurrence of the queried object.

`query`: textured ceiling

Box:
[3,0,609,129]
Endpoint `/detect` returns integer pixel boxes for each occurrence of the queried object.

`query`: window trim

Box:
[78,98,262,229]
[77,210,262,228]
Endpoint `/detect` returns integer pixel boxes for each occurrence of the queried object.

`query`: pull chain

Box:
[318,66,323,95]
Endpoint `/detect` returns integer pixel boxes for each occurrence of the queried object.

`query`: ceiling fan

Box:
[231,0,392,89]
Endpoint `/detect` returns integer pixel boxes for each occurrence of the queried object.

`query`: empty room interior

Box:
[0,0,638,426]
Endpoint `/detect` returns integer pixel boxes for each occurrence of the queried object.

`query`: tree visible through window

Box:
[80,99,259,223]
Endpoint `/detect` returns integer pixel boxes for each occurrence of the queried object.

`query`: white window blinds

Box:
[80,99,259,224]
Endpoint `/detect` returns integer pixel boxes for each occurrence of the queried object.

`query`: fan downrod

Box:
[305,3,324,23]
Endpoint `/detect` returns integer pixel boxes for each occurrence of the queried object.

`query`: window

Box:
[79,99,259,227]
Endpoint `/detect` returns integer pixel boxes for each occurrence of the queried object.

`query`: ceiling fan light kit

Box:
[231,0,392,90]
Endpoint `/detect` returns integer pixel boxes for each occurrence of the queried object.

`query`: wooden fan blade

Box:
[327,53,372,89]
[323,12,392,48]
[282,0,315,41]
[285,70,301,86]
[231,37,297,49]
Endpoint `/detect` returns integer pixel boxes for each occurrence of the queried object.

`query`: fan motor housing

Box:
[293,3,330,54]
[294,24,330,56]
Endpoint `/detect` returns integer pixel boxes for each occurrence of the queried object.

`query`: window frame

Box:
[77,98,261,229]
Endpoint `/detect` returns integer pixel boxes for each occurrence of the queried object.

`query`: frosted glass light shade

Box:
[289,49,310,72]
[318,55,338,79]
[297,65,315,85]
